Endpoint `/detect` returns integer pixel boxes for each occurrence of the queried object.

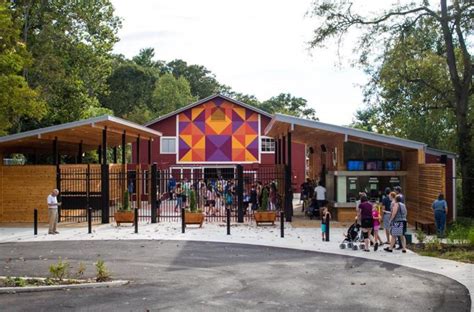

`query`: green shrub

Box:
[120,191,131,211]
[426,237,442,251]
[14,277,26,287]
[75,262,86,279]
[415,229,427,244]
[189,190,197,212]
[49,258,70,281]
[259,187,269,212]
[468,228,474,246]
[5,277,15,287]
[95,259,110,282]
[447,223,469,244]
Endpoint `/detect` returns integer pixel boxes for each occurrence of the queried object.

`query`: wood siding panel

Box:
[405,151,419,224]
[418,164,445,222]
[0,166,56,222]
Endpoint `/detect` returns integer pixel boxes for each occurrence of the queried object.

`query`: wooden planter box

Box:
[184,212,204,228]
[254,211,277,225]
[115,211,134,226]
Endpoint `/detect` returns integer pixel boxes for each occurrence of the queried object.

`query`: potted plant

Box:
[184,189,204,227]
[254,186,277,225]
[115,191,134,225]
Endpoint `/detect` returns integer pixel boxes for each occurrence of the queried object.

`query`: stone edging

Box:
[0,279,129,294]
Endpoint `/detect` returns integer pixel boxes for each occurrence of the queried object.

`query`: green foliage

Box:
[101,62,157,117]
[415,229,427,244]
[447,222,474,245]
[49,258,70,281]
[151,73,197,115]
[95,259,110,282]
[259,187,269,212]
[10,0,121,131]
[260,93,317,120]
[4,276,26,287]
[189,190,197,212]
[120,191,130,211]
[0,2,46,135]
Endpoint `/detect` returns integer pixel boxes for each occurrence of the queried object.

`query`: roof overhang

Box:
[0,115,162,155]
[265,113,428,151]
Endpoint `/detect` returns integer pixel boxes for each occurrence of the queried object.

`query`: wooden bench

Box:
[414,219,435,235]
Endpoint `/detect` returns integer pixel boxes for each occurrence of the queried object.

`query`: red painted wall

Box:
[425,153,454,222]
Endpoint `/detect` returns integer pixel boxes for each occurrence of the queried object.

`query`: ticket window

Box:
[346,177,359,202]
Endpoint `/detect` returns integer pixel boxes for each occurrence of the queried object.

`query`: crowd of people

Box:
[166,176,282,216]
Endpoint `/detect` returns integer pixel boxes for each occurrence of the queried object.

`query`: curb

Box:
[0,280,129,294]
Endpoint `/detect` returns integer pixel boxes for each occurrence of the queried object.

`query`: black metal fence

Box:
[57,164,287,224]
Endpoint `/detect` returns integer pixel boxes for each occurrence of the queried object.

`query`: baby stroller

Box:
[339,221,362,250]
[305,197,319,220]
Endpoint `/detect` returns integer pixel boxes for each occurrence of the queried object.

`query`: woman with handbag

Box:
[384,193,407,253]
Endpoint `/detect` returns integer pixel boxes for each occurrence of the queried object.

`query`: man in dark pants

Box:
[394,186,405,249]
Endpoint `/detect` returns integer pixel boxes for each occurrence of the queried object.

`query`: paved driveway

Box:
[0,240,470,311]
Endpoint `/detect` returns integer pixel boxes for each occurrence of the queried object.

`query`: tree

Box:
[101,62,157,117]
[151,73,196,115]
[132,48,165,70]
[310,0,473,216]
[11,0,121,129]
[260,93,317,120]
[164,59,223,99]
[0,2,45,135]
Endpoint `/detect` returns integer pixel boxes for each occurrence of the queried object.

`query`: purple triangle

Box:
[232,110,244,123]
[208,149,230,161]
[214,97,224,106]
[247,147,258,159]
[232,120,244,132]
[220,137,232,155]
[179,138,191,158]
[246,110,254,120]
[247,121,258,133]
[179,121,189,133]
[183,109,192,120]
[194,110,205,122]
[195,121,206,133]
[207,135,228,148]
[205,137,217,158]
[248,137,258,150]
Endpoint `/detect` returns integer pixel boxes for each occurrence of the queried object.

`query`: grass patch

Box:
[418,249,474,263]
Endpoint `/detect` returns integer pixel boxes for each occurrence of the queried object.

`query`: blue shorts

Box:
[321,224,327,233]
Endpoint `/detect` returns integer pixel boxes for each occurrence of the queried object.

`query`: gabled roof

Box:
[144,94,273,126]
[266,113,428,150]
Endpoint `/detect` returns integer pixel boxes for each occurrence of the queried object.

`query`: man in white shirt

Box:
[314,183,326,209]
[47,189,61,234]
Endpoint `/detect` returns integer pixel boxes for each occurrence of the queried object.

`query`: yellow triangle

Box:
[245,135,257,146]
[195,137,205,149]
[233,106,246,121]
[191,106,205,120]
[245,150,257,162]
[181,150,193,162]
[232,137,245,149]
[180,135,192,147]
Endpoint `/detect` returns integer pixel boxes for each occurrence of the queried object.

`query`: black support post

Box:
[284,164,292,222]
[136,135,141,164]
[181,208,185,233]
[78,141,83,164]
[236,164,244,223]
[287,132,292,168]
[280,211,284,238]
[134,208,138,233]
[53,137,61,223]
[121,131,126,165]
[102,127,107,165]
[88,207,92,234]
[227,208,231,235]
[34,209,38,235]
[151,163,157,223]
[101,164,110,223]
[113,147,117,164]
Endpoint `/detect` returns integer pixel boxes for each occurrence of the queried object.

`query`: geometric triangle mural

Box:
[178,97,260,162]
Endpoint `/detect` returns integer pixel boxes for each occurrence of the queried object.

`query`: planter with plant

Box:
[115,191,134,225]
[184,189,204,227]
[254,187,276,225]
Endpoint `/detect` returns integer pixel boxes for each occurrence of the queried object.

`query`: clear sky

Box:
[111,0,385,126]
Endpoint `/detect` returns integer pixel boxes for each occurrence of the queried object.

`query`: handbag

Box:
[390,221,404,236]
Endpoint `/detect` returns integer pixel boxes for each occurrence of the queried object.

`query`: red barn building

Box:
[136,94,306,187]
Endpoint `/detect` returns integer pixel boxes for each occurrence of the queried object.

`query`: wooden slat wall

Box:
[418,164,445,222]
[0,165,56,222]
[405,151,419,224]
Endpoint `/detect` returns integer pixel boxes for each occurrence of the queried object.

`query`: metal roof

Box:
[144,93,273,126]
[0,115,162,154]
[265,113,429,150]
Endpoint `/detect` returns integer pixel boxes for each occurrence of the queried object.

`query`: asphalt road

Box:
[0,240,470,311]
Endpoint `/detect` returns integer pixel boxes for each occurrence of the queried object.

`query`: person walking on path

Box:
[358,195,375,252]
[432,194,448,238]
[384,194,408,253]
[381,187,392,244]
[47,189,61,234]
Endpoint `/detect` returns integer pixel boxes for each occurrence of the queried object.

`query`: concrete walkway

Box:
[0,221,473,310]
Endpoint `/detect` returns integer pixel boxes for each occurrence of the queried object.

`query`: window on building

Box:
[161,137,176,154]
[261,137,275,153]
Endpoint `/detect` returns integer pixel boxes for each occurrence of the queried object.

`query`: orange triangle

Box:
[232,137,245,150]
[245,150,257,162]
[192,149,205,161]
[247,113,258,122]
[179,113,191,122]
[180,135,192,148]
[233,149,245,161]
[195,137,205,149]
[181,150,193,162]
[191,106,205,120]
